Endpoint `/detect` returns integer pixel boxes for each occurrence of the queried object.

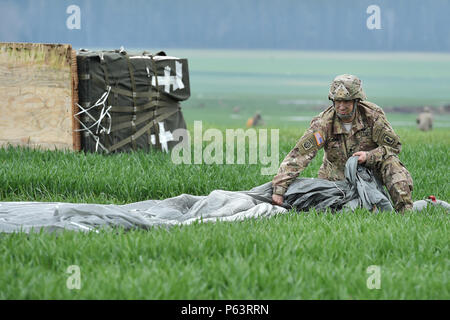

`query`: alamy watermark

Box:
[366,265,381,289]
[170,121,280,175]
[66,5,81,30]
[366,5,382,30]
[66,4,381,31]
[66,265,81,290]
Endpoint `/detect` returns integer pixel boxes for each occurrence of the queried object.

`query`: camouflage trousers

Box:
[375,156,414,212]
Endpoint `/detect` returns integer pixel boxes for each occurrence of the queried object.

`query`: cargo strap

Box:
[78,50,181,153]
[74,87,112,134]
[74,115,109,153]
[108,99,173,113]
[109,106,179,133]
[150,53,161,150]
[110,86,162,99]
[107,107,179,152]
[74,86,113,152]
[74,91,111,153]
[74,87,180,151]
[122,53,138,150]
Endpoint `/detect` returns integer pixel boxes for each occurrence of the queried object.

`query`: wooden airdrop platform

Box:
[0,42,80,151]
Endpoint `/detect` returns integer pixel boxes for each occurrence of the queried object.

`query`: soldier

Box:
[272,74,414,212]
[416,106,433,131]
[246,112,264,127]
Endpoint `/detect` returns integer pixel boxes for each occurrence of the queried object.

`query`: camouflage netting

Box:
[76,49,190,153]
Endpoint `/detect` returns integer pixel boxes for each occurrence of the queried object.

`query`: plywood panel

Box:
[0,42,80,151]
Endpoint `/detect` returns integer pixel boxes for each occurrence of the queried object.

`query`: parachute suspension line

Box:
[333,182,346,198]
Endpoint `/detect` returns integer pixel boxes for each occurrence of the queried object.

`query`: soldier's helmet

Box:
[328,74,367,101]
[423,106,431,112]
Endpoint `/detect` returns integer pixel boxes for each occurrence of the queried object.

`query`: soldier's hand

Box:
[352,151,367,164]
[272,194,284,206]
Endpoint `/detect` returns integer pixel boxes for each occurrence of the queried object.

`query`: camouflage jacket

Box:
[272,101,402,196]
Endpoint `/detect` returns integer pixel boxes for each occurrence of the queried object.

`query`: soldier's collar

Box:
[332,105,364,135]
[332,114,346,134]
[353,106,365,132]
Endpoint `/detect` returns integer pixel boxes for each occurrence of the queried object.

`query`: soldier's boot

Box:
[379,156,414,212]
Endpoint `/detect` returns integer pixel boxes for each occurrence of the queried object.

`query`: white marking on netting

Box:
[151,122,174,153]
[74,116,109,153]
[75,86,111,133]
[74,87,112,152]
[151,61,184,93]
[174,61,184,90]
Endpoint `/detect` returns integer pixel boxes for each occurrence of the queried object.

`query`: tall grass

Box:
[0,127,448,203]
[0,208,447,299]
[0,126,448,299]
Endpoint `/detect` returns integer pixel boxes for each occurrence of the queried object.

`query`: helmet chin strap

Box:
[334,100,358,121]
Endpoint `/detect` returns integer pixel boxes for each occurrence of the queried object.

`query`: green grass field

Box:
[0,50,449,299]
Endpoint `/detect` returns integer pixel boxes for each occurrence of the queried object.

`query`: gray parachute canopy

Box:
[281,156,393,212]
[0,157,443,234]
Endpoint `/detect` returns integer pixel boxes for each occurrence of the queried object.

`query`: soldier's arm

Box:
[365,113,402,168]
[272,117,325,196]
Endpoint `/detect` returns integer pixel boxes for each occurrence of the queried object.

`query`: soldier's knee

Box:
[380,157,413,191]
[378,157,413,212]
[387,172,413,194]
[388,181,413,211]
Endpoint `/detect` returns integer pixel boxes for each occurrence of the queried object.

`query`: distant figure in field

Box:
[232,106,241,113]
[416,107,433,131]
[246,113,264,127]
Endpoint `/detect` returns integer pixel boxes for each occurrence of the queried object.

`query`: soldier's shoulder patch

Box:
[298,131,324,155]
[302,139,314,151]
[381,132,397,146]
[373,124,399,147]
[314,132,324,146]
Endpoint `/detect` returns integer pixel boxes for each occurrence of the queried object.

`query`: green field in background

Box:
[158,49,450,127]
[170,49,450,104]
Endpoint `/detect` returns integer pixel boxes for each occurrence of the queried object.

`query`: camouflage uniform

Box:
[416,107,433,131]
[272,75,414,212]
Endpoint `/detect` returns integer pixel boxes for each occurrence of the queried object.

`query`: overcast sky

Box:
[1,0,449,52]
